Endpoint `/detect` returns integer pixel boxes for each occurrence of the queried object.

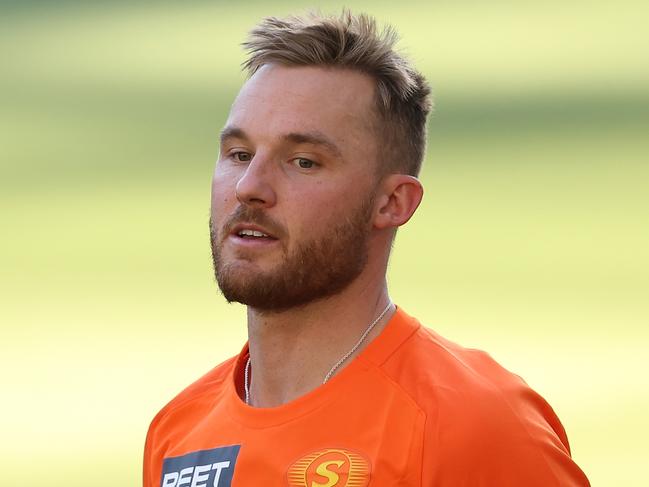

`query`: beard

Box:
[210,198,374,312]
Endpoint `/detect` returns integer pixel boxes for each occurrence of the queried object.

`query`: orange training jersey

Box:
[143,307,590,486]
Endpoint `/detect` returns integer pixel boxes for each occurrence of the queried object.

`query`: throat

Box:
[243,301,393,407]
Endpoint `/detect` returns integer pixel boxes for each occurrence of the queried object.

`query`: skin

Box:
[211,64,424,407]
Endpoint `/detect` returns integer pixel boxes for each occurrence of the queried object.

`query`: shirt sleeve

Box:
[422,380,590,486]
[143,409,168,487]
[142,416,156,487]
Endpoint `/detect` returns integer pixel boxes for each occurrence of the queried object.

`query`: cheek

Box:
[210,168,237,215]
[210,189,235,243]
[290,188,343,232]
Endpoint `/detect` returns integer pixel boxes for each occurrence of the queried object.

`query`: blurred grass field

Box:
[1,0,648,485]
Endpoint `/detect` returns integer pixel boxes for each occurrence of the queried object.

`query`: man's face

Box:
[210,64,380,311]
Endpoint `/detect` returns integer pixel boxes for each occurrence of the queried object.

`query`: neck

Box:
[245,271,393,408]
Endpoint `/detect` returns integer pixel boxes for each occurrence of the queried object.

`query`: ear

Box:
[373,174,424,229]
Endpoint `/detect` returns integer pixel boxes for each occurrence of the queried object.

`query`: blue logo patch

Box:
[160,445,240,487]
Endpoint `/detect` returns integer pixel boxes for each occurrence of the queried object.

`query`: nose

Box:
[235,154,277,208]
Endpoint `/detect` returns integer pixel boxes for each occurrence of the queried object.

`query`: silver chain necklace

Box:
[244,301,393,406]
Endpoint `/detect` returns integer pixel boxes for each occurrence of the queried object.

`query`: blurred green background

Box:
[1,0,647,485]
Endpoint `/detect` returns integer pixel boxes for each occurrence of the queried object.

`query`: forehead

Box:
[227,64,377,155]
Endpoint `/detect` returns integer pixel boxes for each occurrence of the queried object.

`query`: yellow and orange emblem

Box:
[287,448,370,487]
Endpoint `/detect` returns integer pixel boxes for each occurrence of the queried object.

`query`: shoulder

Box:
[146,354,238,435]
[143,355,240,487]
[378,313,546,415]
[376,312,589,484]
[397,323,568,440]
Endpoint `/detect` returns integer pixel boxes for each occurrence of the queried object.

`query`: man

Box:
[144,11,590,487]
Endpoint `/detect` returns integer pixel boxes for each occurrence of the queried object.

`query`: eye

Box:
[231,151,252,163]
[293,157,316,169]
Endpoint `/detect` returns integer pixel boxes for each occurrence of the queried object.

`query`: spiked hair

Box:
[242,10,432,176]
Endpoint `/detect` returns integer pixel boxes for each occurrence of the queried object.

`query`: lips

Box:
[220,205,287,244]
[230,223,278,240]
[226,222,280,250]
[239,229,269,238]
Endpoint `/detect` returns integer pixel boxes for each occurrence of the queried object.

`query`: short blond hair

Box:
[242,10,432,176]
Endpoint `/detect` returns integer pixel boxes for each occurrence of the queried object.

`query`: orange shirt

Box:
[144,307,590,486]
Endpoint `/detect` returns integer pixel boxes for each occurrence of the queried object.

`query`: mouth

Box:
[229,224,279,244]
[237,229,272,239]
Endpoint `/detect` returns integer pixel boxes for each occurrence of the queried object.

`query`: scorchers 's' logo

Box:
[287,448,370,487]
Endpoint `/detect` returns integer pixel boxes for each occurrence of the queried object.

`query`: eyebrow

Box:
[219,126,342,159]
[219,126,248,146]
[282,131,342,158]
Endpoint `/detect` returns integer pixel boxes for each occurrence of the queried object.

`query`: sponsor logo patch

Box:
[287,448,370,487]
[160,445,240,487]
